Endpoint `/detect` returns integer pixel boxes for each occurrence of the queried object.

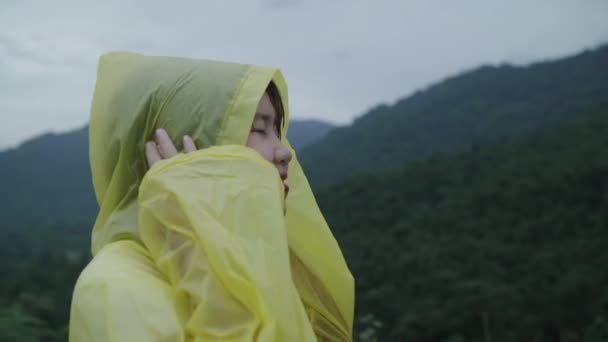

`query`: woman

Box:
[69,52,354,341]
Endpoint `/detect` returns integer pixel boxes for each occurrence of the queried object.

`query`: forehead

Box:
[255,92,276,119]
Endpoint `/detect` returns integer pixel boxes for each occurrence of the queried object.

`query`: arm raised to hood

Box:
[136,145,317,341]
[145,129,198,168]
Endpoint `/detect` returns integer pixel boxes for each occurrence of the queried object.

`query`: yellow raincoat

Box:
[69,52,354,341]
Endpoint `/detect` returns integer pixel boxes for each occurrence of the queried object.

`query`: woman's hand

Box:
[145,128,197,168]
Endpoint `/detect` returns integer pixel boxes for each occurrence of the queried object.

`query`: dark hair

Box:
[265,81,285,138]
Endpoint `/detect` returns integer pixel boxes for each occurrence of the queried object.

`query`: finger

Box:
[145,141,161,167]
[155,128,178,158]
[183,135,197,153]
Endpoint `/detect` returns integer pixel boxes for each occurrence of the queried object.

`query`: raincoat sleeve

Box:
[137,145,318,341]
[69,240,188,342]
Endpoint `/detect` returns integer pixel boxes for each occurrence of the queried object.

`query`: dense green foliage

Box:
[317,112,608,341]
[0,225,89,341]
[300,45,608,188]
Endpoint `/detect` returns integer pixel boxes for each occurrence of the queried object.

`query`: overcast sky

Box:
[1,0,607,150]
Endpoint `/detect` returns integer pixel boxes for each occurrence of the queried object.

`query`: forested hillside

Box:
[300,45,608,188]
[316,112,608,341]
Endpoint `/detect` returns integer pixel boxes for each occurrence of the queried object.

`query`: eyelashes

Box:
[251,129,267,135]
[250,125,280,138]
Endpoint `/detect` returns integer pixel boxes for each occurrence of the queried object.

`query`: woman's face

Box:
[246,92,292,196]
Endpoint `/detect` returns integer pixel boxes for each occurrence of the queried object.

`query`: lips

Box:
[280,173,289,197]
[283,182,290,196]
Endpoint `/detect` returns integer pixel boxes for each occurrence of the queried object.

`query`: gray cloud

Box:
[262,0,302,11]
[1,0,607,150]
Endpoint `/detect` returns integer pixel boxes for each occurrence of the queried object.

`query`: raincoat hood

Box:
[90,52,280,253]
[86,52,354,340]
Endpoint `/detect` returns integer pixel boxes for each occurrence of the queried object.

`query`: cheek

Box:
[246,135,274,162]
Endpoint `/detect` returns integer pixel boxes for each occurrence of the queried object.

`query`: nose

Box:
[274,139,293,168]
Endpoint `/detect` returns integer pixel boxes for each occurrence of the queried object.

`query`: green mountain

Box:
[287,119,335,151]
[0,120,335,230]
[316,111,608,341]
[300,45,608,188]
[0,127,96,229]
